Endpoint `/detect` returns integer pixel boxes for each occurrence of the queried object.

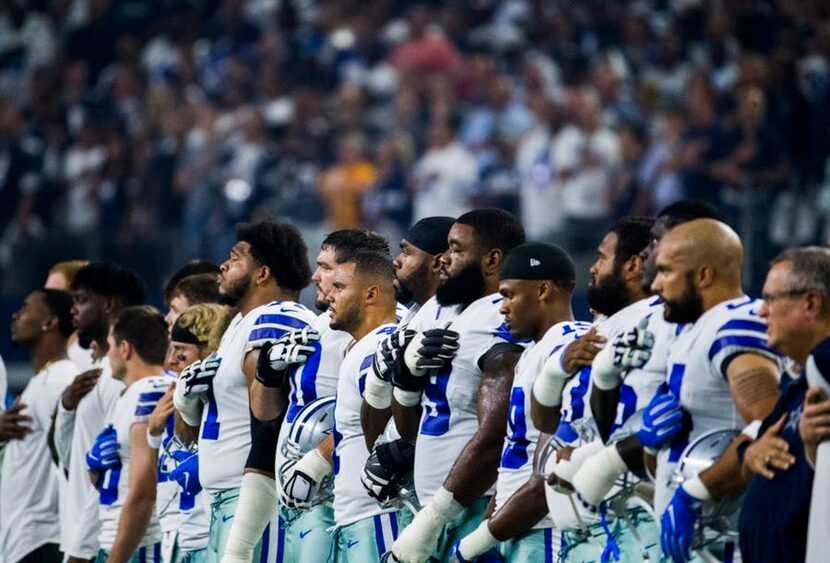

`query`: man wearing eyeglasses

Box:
[736,246,830,563]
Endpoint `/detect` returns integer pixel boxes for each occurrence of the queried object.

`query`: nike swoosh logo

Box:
[346,540,359,549]
[222,515,234,522]
[299,530,312,538]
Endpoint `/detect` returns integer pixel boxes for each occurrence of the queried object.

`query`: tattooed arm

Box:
[698,353,781,498]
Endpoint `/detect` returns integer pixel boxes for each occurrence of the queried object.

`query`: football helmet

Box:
[670,428,743,548]
[277,396,336,506]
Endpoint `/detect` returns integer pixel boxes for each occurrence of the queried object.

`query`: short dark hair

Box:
[772,246,830,312]
[608,216,655,268]
[657,200,724,230]
[163,260,220,306]
[455,208,526,254]
[38,289,74,338]
[236,220,312,292]
[111,306,169,366]
[322,229,390,262]
[340,251,396,285]
[173,273,220,305]
[71,262,145,306]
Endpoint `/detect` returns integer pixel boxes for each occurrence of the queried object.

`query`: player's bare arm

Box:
[106,423,157,563]
[444,348,521,506]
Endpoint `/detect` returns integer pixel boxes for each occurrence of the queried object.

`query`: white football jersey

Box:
[547,299,658,531]
[495,321,591,529]
[654,296,782,514]
[98,375,170,550]
[333,323,400,526]
[58,357,122,559]
[610,297,688,435]
[68,338,95,372]
[409,294,523,505]
[0,359,77,562]
[199,301,317,493]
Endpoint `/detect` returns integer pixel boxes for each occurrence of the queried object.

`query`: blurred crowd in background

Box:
[2,0,830,299]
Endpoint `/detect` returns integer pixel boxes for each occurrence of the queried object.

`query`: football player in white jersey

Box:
[285,251,403,560]
[163,274,221,331]
[89,306,171,562]
[448,242,590,561]
[570,201,725,504]
[52,263,146,563]
[1,289,77,562]
[387,208,527,562]
[525,217,659,561]
[362,217,455,450]
[650,220,781,561]
[172,220,315,563]
[152,304,232,563]
[270,228,389,562]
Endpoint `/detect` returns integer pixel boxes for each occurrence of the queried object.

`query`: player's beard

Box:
[314,284,329,312]
[330,302,359,332]
[395,261,430,305]
[436,261,485,307]
[76,320,106,350]
[587,264,630,317]
[663,271,704,323]
[218,273,252,307]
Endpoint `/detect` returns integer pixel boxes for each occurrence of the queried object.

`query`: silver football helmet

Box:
[280,396,336,461]
[277,397,336,507]
[671,428,743,548]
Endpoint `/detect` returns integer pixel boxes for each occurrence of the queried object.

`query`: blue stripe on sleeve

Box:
[718,319,768,334]
[254,314,309,330]
[708,335,772,361]
[135,405,156,416]
[138,392,165,402]
[248,327,289,342]
[360,354,374,371]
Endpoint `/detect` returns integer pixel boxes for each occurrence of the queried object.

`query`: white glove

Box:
[278,448,332,509]
[173,367,205,427]
[391,487,462,562]
[591,318,654,391]
[532,349,574,408]
[180,355,221,396]
[571,443,628,506]
[552,439,605,485]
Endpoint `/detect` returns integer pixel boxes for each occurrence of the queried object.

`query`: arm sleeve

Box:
[54,402,77,469]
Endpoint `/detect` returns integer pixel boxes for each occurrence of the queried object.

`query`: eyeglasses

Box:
[761,288,810,304]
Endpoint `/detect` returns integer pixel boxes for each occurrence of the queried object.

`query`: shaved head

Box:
[652,219,745,322]
[660,219,743,284]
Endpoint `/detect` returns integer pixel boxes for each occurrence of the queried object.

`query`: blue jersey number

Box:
[500,388,530,469]
[420,362,452,436]
[610,384,638,435]
[667,363,692,462]
[201,385,220,440]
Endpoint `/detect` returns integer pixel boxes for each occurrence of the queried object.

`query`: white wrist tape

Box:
[741,419,763,440]
[532,353,573,407]
[458,520,499,558]
[431,486,464,521]
[364,370,393,410]
[554,439,605,483]
[393,387,422,407]
[591,345,622,391]
[572,443,628,505]
[682,476,712,502]
[146,428,163,450]
[173,377,203,427]
[298,448,333,481]
[221,473,278,563]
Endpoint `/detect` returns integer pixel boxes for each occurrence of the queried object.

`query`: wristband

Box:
[364,370,393,410]
[682,476,712,502]
[393,387,422,407]
[146,428,163,450]
[431,487,464,521]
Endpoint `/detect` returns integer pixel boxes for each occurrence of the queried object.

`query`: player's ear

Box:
[805,290,824,319]
[622,253,643,280]
[255,264,272,287]
[41,313,58,334]
[696,265,714,288]
[430,254,443,273]
[482,249,503,276]
[538,281,554,302]
[365,284,379,304]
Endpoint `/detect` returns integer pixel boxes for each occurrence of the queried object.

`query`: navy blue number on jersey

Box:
[667,363,691,462]
[420,361,452,436]
[500,387,530,469]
